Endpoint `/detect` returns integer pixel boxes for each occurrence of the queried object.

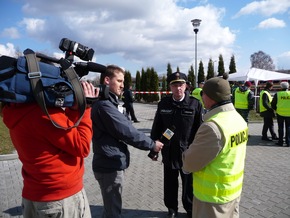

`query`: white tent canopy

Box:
[228,68,290,86]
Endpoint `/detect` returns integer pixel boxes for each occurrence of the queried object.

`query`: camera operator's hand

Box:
[70,81,99,110]
[153,140,164,152]
[81,81,99,98]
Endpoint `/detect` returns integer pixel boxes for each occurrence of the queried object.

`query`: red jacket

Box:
[2,103,92,201]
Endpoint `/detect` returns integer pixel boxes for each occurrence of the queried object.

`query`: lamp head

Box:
[191,19,201,28]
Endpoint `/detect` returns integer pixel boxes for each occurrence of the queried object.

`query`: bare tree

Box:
[250,51,275,70]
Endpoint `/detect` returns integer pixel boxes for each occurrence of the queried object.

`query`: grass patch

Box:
[249,110,263,122]
[0,118,15,155]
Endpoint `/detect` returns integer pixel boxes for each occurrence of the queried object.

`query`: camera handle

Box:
[24,50,86,130]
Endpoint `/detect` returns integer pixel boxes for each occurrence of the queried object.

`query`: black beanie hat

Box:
[203,77,231,102]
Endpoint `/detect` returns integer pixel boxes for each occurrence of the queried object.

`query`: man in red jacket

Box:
[1,81,97,218]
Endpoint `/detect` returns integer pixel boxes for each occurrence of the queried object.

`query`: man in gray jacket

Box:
[91,65,163,218]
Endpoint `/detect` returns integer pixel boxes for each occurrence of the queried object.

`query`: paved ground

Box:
[1,102,290,218]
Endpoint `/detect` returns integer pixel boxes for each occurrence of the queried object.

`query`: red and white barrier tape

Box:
[133,91,172,94]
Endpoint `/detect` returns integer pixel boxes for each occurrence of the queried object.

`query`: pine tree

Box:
[187,65,195,87]
[207,59,214,80]
[217,54,225,76]
[135,71,141,101]
[149,67,159,102]
[166,63,173,91]
[140,68,147,101]
[161,76,167,99]
[124,71,132,89]
[229,54,237,74]
[198,60,205,84]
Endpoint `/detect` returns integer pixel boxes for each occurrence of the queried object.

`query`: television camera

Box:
[35,38,109,101]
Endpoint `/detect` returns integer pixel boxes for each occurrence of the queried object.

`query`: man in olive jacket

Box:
[183,77,248,218]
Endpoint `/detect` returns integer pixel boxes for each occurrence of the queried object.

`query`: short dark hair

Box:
[100,65,125,84]
[265,82,273,89]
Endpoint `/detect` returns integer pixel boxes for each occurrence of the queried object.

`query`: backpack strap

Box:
[24,51,86,130]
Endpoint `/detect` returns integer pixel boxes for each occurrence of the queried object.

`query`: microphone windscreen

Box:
[87,62,106,73]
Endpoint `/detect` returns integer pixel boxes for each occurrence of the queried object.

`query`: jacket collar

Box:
[108,92,120,107]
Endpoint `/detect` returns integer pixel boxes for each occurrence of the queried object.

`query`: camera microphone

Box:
[148,125,176,161]
[35,52,61,64]
[74,62,107,73]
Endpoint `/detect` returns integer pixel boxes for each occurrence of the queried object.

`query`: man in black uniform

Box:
[150,72,203,218]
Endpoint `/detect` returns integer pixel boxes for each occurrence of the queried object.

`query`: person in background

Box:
[151,72,203,218]
[123,85,140,123]
[91,65,163,218]
[232,81,255,123]
[182,77,248,218]
[259,82,278,141]
[1,81,97,218]
[271,81,290,147]
[230,81,240,102]
[186,81,193,95]
[191,81,205,109]
[222,73,229,80]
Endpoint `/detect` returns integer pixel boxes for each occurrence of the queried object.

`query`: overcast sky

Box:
[0,0,289,79]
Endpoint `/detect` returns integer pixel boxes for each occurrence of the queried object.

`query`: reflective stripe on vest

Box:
[259,90,272,113]
[234,89,250,109]
[193,110,248,204]
[276,91,290,117]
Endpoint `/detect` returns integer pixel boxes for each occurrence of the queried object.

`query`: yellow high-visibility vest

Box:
[193,110,248,203]
[259,90,272,113]
[191,88,204,107]
[234,88,250,109]
[276,91,290,117]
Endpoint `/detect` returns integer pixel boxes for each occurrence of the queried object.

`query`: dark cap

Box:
[167,72,187,85]
[244,81,252,87]
[203,77,231,102]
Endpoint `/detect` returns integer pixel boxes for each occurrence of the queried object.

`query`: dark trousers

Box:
[236,109,250,123]
[277,115,290,145]
[262,116,277,138]
[94,171,124,218]
[125,103,137,121]
[163,165,193,215]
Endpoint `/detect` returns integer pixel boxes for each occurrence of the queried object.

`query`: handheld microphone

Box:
[148,125,176,161]
[74,62,107,73]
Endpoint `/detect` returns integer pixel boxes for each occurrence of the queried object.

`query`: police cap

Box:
[167,72,187,85]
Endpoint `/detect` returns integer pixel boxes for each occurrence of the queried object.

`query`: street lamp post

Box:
[191,19,201,88]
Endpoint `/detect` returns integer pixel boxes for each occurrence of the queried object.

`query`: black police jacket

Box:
[151,92,203,169]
